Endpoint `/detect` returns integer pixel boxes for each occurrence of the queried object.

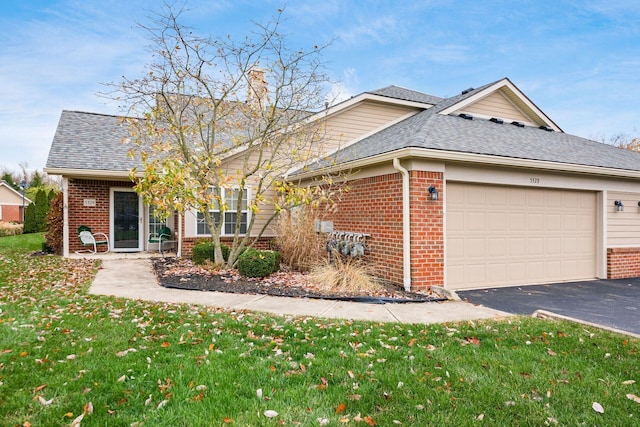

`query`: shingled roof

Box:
[46,110,141,173]
[317,107,640,173]
[366,85,443,105]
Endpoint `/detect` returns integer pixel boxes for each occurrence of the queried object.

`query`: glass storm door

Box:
[111,189,143,251]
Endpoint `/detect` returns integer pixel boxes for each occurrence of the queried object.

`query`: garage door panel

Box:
[446,183,596,290]
[528,237,544,255]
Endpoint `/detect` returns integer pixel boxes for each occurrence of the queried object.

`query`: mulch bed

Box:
[151,257,447,304]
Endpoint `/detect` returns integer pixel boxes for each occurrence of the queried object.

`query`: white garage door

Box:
[446,183,596,290]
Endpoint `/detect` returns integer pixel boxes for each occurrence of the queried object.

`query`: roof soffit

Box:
[439,78,563,132]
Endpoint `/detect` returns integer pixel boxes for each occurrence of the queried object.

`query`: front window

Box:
[149,206,166,235]
[196,188,248,235]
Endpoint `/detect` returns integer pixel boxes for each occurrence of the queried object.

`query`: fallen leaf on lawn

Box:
[33,384,48,392]
[393,421,402,425]
[335,403,346,414]
[84,401,93,415]
[37,396,54,406]
[363,415,376,426]
[117,375,126,383]
[66,354,76,360]
[223,418,232,423]
[547,416,559,425]
[70,413,84,427]
[156,399,169,409]
[348,394,362,401]
[622,380,636,385]
[592,402,604,413]
[145,395,153,406]
[347,370,355,379]
[257,388,263,398]
[626,393,640,404]
[476,413,485,420]
[264,410,278,418]
[317,418,329,426]
[408,338,416,346]
[160,342,170,348]
[547,348,557,356]
[64,412,74,418]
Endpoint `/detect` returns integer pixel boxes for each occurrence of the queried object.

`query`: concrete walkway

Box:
[88,257,510,324]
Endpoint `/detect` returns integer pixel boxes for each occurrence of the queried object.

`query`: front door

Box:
[110,188,143,252]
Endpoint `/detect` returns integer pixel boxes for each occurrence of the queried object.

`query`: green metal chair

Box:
[76,225,110,254]
[148,225,173,256]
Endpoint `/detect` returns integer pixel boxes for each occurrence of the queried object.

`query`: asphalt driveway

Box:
[457,278,640,337]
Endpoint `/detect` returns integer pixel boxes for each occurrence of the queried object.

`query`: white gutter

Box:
[291,147,640,182]
[392,158,411,292]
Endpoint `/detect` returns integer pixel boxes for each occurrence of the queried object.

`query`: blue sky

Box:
[1,0,640,174]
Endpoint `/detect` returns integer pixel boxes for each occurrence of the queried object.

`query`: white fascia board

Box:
[439,78,562,132]
[43,168,134,180]
[308,93,433,124]
[290,147,640,181]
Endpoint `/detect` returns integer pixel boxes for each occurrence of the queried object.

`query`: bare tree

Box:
[106,4,342,266]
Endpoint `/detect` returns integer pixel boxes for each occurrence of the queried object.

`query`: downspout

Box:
[62,177,69,257]
[392,158,411,292]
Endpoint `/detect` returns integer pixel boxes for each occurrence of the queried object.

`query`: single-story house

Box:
[45,77,640,291]
[0,180,31,223]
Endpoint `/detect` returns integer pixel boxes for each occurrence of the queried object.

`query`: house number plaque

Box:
[83,198,96,207]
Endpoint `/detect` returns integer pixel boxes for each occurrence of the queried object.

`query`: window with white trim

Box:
[196,188,248,236]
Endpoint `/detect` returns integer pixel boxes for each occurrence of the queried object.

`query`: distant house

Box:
[0,181,31,223]
[45,77,640,291]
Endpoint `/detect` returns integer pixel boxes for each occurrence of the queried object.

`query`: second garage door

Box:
[446,183,596,290]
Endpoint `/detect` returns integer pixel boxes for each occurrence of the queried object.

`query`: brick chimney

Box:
[247,67,268,110]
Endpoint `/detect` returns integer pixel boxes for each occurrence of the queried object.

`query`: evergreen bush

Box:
[237,249,280,278]
[191,241,230,265]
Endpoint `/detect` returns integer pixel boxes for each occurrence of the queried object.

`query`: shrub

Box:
[34,188,49,232]
[191,241,230,265]
[23,202,37,234]
[45,192,63,255]
[237,248,280,278]
[310,254,383,293]
[0,221,23,237]
[274,208,325,271]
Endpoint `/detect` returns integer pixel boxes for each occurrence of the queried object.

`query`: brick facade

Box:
[408,171,444,289]
[607,247,640,279]
[320,170,444,290]
[0,205,23,223]
[68,179,132,253]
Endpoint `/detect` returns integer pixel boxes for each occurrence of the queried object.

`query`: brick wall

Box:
[319,172,406,286]
[607,247,640,278]
[1,205,22,223]
[408,171,444,289]
[320,170,445,290]
[68,179,132,253]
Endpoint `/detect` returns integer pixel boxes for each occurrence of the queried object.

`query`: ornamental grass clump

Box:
[0,221,23,237]
[274,208,325,271]
[310,253,383,294]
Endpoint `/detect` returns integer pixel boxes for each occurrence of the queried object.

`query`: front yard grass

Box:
[0,244,638,425]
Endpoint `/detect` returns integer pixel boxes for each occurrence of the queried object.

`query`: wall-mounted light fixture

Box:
[428,185,439,201]
[614,200,624,212]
